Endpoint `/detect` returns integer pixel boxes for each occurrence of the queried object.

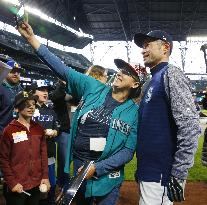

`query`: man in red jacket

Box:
[0,91,50,205]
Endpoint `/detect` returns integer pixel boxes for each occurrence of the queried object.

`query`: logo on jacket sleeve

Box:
[109,171,120,178]
[112,119,131,135]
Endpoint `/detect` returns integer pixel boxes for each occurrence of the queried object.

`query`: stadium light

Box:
[2,0,93,39]
[187,36,207,42]
[2,0,19,6]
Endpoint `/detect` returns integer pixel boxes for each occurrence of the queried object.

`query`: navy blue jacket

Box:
[32,104,59,158]
[0,81,22,134]
[136,62,200,185]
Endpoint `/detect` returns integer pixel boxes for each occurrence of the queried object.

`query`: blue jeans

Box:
[73,158,120,205]
[56,132,70,188]
[47,163,56,205]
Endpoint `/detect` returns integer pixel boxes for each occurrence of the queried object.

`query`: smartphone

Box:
[15,5,28,26]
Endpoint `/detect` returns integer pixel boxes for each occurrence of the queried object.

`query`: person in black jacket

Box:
[32,80,59,205]
[49,80,71,189]
[201,93,207,110]
[202,128,207,166]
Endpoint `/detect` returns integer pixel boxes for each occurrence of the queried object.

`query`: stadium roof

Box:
[1,0,207,46]
[0,0,93,48]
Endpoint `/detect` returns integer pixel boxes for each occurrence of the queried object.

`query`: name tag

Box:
[90,138,106,152]
[12,131,28,143]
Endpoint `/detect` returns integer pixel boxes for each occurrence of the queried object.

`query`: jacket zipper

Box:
[28,130,32,184]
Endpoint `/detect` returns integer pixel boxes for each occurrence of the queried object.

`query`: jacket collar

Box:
[150,62,168,76]
[2,80,22,91]
[9,119,36,129]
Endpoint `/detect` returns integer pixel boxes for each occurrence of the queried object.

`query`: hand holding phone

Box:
[15,5,28,27]
[16,11,41,50]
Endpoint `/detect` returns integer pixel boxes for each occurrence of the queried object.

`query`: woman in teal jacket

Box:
[18,22,142,205]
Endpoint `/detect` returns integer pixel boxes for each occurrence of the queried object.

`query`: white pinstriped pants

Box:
[139,181,173,205]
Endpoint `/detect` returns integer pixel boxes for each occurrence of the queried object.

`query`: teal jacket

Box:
[36,45,139,197]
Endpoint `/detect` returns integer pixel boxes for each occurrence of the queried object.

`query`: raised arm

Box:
[17,21,40,50]
[17,22,103,100]
[17,21,68,81]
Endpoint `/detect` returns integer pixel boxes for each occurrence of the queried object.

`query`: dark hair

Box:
[16,101,26,111]
[16,100,36,111]
[129,85,142,98]
[85,65,107,80]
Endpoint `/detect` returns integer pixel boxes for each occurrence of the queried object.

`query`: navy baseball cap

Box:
[33,80,53,92]
[134,30,173,54]
[7,60,21,70]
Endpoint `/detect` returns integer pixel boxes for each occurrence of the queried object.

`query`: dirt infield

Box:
[118,181,207,205]
[0,181,206,204]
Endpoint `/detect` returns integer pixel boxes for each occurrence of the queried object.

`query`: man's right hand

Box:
[12,183,23,193]
[167,176,185,202]
[17,21,41,50]
[44,129,57,138]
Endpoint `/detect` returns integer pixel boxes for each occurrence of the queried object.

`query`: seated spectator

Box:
[0,91,50,205]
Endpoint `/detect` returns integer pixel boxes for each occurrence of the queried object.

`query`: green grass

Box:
[124,136,207,181]
[188,136,207,181]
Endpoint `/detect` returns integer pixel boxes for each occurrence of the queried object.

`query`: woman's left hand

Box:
[78,164,96,180]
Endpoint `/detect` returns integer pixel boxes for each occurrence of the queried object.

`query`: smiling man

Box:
[134,30,201,205]
[0,60,22,135]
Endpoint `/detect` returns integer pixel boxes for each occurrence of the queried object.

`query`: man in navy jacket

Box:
[0,60,22,135]
[134,30,201,204]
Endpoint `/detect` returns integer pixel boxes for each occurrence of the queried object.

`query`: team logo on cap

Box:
[133,64,147,75]
[130,63,148,83]
[14,63,19,68]
[23,91,29,98]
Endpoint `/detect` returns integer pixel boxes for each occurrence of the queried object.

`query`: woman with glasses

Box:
[18,21,143,205]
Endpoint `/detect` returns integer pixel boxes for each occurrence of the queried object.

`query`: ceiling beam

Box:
[113,0,131,42]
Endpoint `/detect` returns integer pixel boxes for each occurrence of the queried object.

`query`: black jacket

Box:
[202,128,207,166]
[49,82,70,133]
